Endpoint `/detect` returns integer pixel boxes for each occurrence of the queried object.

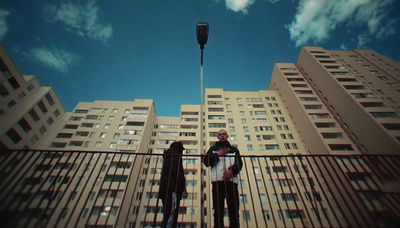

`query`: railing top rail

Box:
[2,149,400,158]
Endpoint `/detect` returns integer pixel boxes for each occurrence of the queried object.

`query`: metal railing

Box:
[0,149,399,227]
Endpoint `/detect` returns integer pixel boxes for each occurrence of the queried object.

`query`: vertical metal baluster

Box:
[267,156,287,228]
[62,152,98,227]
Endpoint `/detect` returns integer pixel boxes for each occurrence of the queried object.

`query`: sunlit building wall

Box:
[0,45,65,151]
[0,45,399,227]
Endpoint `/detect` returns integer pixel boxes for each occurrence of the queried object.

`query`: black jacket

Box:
[159,142,186,200]
[203,141,243,178]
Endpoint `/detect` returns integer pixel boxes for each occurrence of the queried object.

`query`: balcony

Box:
[0,150,399,227]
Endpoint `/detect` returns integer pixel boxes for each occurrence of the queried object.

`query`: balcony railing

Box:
[0,150,399,227]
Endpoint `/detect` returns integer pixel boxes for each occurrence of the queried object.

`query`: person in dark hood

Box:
[159,141,186,228]
[204,129,243,228]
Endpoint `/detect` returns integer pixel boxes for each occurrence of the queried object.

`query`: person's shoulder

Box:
[209,145,217,150]
[230,145,240,152]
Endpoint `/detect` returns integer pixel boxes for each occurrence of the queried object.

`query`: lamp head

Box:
[196,22,209,50]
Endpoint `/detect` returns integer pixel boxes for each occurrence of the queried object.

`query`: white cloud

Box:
[224,0,256,13]
[215,0,280,13]
[287,0,397,47]
[0,9,10,40]
[28,47,77,73]
[44,0,113,44]
[340,44,347,50]
[266,0,280,3]
[357,33,370,47]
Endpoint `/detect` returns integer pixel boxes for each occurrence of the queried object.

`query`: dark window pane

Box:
[6,128,22,144]
[38,100,48,113]
[45,93,55,106]
[18,118,32,133]
[29,108,40,121]
[8,77,20,89]
[0,84,9,96]
[0,58,11,76]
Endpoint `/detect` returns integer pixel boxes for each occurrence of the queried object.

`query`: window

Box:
[8,77,20,89]
[291,83,308,88]
[70,116,82,121]
[207,100,223,105]
[295,90,313,94]
[337,77,357,82]
[81,123,94,128]
[57,133,73,138]
[54,109,60,117]
[263,210,271,221]
[243,210,251,221]
[18,118,32,133]
[126,121,145,126]
[86,115,98,120]
[27,84,34,91]
[39,125,47,134]
[104,124,111,129]
[253,104,264,108]
[351,93,376,98]
[75,109,88,113]
[286,210,304,219]
[7,100,16,107]
[110,143,117,149]
[37,101,48,113]
[208,123,226,128]
[45,93,55,106]
[299,97,318,101]
[76,131,89,137]
[287,77,304,82]
[315,122,335,128]
[0,58,11,75]
[328,144,354,151]
[360,102,384,107]
[304,105,323,109]
[370,112,398,118]
[30,135,39,144]
[208,107,224,112]
[52,142,67,148]
[309,113,330,119]
[0,84,9,97]
[95,142,102,148]
[69,141,83,147]
[239,194,248,203]
[265,144,279,150]
[383,123,400,130]
[47,117,54,125]
[344,85,365,90]
[64,124,78,129]
[321,133,343,139]
[6,128,22,144]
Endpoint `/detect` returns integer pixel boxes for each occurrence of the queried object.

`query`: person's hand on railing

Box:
[223,169,233,181]
[217,148,228,156]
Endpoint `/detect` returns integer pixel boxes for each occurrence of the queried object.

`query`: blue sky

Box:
[1,0,399,116]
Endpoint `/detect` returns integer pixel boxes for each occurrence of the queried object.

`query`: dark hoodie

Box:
[159,141,186,200]
[203,140,243,180]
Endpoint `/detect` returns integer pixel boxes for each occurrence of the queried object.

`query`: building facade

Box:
[1,45,399,227]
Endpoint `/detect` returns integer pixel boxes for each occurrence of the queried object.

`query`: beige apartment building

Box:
[1,45,399,227]
[0,45,65,151]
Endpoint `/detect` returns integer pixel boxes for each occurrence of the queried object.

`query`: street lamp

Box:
[196,22,209,105]
[196,21,209,227]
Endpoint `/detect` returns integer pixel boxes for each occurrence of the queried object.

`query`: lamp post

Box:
[196,22,209,105]
[196,21,208,227]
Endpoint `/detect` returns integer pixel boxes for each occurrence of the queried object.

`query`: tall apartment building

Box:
[0,45,399,227]
[270,46,400,155]
[0,45,65,151]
